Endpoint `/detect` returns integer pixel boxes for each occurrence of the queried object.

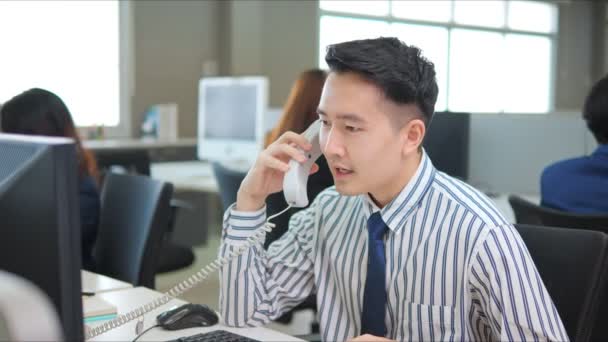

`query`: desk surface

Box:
[85,138,197,151]
[81,270,133,294]
[151,161,218,193]
[86,286,303,341]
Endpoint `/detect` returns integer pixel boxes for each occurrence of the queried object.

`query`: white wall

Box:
[226,0,319,107]
[131,0,221,137]
[554,2,595,111]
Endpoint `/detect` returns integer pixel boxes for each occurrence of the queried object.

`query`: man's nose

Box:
[322,127,345,158]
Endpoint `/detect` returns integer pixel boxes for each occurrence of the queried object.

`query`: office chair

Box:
[265,192,320,332]
[515,224,608,342]
[210,161,247,211]
[0,270,63,341]
[510,195,608,340]
[94,172,173,289]
[96,157,196,275]
[156,198,196,273]
[509,195,608,232]
[94,149,152,178]
[264,156,332,249]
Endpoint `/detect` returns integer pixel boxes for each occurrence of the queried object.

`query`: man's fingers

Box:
[276,131,312,151]
[261,154,290,172]
[268,143,306,163]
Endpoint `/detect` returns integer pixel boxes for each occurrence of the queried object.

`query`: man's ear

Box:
[401,118,425,156]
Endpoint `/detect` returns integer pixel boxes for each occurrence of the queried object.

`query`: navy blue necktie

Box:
[361,212,389,336]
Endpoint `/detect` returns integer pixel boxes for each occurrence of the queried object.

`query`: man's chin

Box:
[334,183,364,196]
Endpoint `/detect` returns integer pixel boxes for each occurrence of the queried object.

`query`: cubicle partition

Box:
[468,113,596,195]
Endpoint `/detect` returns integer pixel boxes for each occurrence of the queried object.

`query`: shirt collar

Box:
[361,149,436,232]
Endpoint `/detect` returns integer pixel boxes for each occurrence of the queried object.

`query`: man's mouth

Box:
[334,166,354,177]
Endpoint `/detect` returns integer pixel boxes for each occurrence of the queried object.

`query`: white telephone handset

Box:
[283,119,323,208]
[85,121,323,340]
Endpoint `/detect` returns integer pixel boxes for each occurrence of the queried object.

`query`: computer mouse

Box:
[156,303,219,331]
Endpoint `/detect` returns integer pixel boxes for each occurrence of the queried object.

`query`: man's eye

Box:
[321,120,330,126]
[346,125,359,132]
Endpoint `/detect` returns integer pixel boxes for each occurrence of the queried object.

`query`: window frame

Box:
[317,0,558,114]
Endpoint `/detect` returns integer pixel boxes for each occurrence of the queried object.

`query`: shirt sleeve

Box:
[218,199,318,327]
[467,224,569,341]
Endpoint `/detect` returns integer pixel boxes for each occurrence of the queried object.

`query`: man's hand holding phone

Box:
[236,131,319,212]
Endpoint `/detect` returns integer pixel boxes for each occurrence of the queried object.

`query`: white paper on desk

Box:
[83,296,117,318]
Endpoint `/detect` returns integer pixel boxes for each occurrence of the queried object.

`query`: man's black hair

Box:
[325,37,438,125]
[583,74,608,144]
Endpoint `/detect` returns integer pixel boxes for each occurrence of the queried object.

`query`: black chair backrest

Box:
[211,162,247,212]
[94,173,173,289]
[510,196,608,340]
[509,195,608,233]
[515,224,608,341]
[264,155,334,249]
[95,150,151,176]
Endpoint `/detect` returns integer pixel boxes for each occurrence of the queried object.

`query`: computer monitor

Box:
[0,134,84,341]
[423,112,470,181]
[197,76,268,165]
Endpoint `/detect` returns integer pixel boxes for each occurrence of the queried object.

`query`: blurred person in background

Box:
[541,74,608,214]
[1,88,101,271]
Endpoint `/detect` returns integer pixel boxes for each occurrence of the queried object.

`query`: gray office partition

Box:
[468,113,597,195]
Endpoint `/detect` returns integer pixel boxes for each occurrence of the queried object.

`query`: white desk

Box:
[81,270,132,294]
[84,138,197,152]
[86,286,303,341]
[151,161,218,193]
[150,160,252,193]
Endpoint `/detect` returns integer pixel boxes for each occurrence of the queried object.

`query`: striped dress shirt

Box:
[218,151,568,341]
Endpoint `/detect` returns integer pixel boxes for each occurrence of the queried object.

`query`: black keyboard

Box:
[168,330,261,342]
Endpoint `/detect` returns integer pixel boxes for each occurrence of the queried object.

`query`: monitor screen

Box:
[197,77,267,165]
[203,84,258,140]
[0,134,83,341]
[423,112,470,181]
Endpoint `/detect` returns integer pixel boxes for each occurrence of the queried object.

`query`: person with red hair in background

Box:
[1,88,100,271]
[263,69,334,249]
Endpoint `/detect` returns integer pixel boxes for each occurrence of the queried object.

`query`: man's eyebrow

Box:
[336,113,365,123]
[316,109,365,123]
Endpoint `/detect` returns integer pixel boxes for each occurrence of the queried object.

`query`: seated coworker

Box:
[1,88,101,271]
[263,69,334,249]
[218,38,566,341]
[541,74,608,214]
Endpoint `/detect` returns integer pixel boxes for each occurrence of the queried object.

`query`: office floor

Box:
[155,224,315,337]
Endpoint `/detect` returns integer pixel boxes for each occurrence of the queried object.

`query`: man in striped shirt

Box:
[219,37,567,341]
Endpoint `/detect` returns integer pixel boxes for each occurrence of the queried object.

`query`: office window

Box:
[453,1,505,28]
[391,23,449,111]
[392,1,452,23]
[320,0,389,17]
[319,0,558,113]
[0,1,127,128]
[318,16,390,67]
